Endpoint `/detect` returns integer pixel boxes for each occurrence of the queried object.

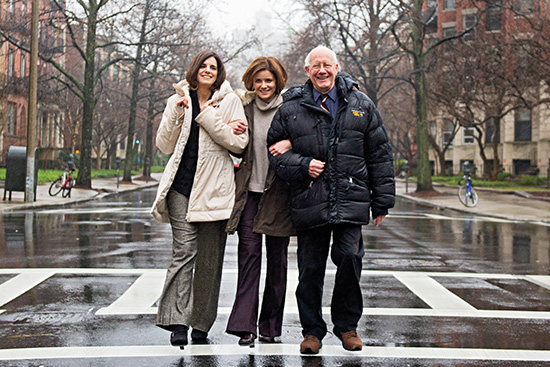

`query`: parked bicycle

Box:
[457,172,478,207]
[49,169,75,198]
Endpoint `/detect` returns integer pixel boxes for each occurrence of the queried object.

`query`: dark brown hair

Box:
[242,56,288,95]
[186,51,226,91]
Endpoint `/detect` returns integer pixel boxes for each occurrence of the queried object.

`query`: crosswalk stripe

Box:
[393,273,477,310]
[2,269,550,319]
[1,344,550,361]
[0,270,56,314]
[96,270,166,315]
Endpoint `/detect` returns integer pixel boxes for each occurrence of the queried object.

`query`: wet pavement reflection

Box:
[0,188,549,366]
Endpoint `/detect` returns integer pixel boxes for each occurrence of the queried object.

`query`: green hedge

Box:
[0,168,158,185]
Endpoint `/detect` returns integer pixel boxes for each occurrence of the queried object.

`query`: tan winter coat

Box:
[150,80,248,223]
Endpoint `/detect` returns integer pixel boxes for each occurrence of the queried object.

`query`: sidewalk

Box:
[0,173,162,213]
[1,174,549,224]
[397,179,550,224]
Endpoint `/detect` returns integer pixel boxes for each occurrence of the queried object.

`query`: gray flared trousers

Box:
[156,189,227,332]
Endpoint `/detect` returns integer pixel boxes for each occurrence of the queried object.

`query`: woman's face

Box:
[197,57,218,89]
[253,69,277,102]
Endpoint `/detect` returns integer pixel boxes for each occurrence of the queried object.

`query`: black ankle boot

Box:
[170,325,188,349]
[191,328,208,342]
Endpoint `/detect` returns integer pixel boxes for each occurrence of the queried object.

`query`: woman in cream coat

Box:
[151,50,248,349]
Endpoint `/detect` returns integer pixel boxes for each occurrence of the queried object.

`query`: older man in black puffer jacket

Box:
[267,46,395,355]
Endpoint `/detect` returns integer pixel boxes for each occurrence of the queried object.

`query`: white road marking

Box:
[1,269,550,319]
[524,275,550,291]
[393,273,477,310]
[96,270,166,315]
[1,344,550,361]
[0,270,56,314]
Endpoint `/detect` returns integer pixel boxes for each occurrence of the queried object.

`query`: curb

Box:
[396,192,550,224]
[0,180,159,213]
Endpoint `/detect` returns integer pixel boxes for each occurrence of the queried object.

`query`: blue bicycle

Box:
[457,173,478,207]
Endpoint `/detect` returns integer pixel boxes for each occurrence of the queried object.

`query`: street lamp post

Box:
[25,0,39,202]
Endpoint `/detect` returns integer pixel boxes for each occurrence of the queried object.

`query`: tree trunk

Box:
[489,117,502,181]
[411,0,433,191]
[123,0,150,182]
[75,4,99,189]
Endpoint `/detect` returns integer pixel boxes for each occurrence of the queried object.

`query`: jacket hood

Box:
[282,72,358,103]
[172,79,234,107]
[235,89,256,106]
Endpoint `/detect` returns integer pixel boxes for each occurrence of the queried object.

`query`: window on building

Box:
[7,103,17,135]
[515,0,535,14]
[20,53,26,77]
[443,26,456,53]
[120,140,125,150]
[514,108,531,141]
[486,1,502,31]
[463,14,476,41]
[9,0,15,16]
[442,118,454,147]
[463,127,475,144]
[513,160,532,176]
[443,0,455,10]
[444,161,453,176]
[485,117,500,144]
[443,26,456,38]
[8,49,14,77]
[22,0,27,16]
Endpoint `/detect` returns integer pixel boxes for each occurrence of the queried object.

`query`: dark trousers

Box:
[226,192,289,337]
[296,224,364,340]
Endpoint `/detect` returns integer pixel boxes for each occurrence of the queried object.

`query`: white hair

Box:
[304,46,338,67]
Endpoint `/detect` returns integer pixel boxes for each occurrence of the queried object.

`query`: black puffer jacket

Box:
[267,72,395,230]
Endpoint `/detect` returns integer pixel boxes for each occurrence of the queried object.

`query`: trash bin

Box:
[3,146,38,201]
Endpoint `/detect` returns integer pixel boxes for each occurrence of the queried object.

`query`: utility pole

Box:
[25,0,39,202]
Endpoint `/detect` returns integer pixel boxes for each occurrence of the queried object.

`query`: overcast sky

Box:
[206,0,299,34]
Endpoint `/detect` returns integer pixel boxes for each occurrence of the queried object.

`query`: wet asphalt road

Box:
[0,188,550,366]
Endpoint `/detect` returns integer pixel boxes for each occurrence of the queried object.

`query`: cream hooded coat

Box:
[151,80,248,223]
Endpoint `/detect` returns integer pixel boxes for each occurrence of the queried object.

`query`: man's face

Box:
[305,49,338,94]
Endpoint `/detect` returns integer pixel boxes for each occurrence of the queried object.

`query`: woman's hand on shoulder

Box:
[176,96,189,109]
[228,120,248,135]
[200,100,213,112]
[269,139,292,156]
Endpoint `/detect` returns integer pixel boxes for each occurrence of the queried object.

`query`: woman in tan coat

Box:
[151,51,248,349]
[225,56,293,347]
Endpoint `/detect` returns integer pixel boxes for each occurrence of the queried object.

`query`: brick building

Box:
[425,0,550,178]
[0,0,71,167]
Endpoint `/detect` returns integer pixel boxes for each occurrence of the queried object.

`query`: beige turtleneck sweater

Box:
[248,94,283,192]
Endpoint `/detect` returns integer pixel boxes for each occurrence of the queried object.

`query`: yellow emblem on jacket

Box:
[352,109,364,117]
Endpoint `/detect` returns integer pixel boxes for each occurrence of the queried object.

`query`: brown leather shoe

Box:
[300,335,322,354]
[335,330,362,351]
